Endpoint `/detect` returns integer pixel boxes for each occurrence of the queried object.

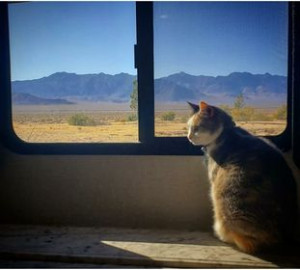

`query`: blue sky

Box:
[154,2,288,78]
[9,2,288,81]
[9,2,136,80]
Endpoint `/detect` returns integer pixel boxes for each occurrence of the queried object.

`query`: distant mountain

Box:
[12,72,136,103]
[12,93,74,105]
[155,72,287,106]
[12,71,287,106]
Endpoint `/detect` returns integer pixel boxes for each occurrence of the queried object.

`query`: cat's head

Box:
[187,101,235,146]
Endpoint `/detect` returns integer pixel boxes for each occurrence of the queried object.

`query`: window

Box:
[0,2,298,156]
[154,2,289,138]
[9,2,138,143]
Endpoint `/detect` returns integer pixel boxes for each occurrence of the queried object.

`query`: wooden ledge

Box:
[0,225,299,268]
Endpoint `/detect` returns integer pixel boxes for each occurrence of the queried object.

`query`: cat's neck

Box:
[205,126,240,165]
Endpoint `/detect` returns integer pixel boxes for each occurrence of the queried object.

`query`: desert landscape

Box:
[11,71,288,143]
[12,102,286,143]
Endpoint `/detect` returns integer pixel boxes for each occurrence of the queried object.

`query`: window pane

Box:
[154,2,288,137]
[9,2,138,143]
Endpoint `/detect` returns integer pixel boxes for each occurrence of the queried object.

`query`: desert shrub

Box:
[67,113,96,126]
[251,112,272,121]
[161,111,176,121]
[127,113,138,121]
[273,105,287,120]
[234,93,246,109]
[231,93,255,121]
[130,80,138,111]
[231,106,255,121]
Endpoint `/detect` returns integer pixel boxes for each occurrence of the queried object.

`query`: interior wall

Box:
[1,143,299,231]
[0,143,213,230]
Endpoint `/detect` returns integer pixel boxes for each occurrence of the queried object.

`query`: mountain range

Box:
[12,92,74,105]
[12,71,287,106]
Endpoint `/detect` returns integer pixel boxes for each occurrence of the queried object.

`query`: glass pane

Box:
[9,2,138,143]
[154,2,288,137]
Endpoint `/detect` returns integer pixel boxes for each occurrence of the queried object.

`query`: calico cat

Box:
[187,101,298,253]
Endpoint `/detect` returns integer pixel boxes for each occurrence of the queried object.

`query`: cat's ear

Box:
[187,101,199,113]
[200,101,214,117]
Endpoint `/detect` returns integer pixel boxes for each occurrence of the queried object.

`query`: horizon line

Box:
[12,70,287,82]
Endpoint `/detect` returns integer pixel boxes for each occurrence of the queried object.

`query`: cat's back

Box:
[215,128,297,208]
[209,128,298,242]
[218,127,292,176]
[232,131,296,191]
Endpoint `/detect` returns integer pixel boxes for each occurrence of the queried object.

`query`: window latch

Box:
[134,44,138,69]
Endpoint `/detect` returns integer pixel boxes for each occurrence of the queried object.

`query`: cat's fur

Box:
[187,101,298,253]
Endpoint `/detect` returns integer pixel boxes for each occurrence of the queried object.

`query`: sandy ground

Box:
[11,103,286,143]
[13,119,285,143]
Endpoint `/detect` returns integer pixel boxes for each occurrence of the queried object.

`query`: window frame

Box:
[291,3,300,167]
[0,2,298,158]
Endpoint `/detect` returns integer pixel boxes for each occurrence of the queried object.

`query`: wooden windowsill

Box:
[0,225,299,268]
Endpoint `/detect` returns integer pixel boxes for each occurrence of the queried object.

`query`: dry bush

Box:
[231,106,255,121]
[127,113,138,121]
[67,113,96,126]
[273,105,287,120]
[161,111,176,121]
